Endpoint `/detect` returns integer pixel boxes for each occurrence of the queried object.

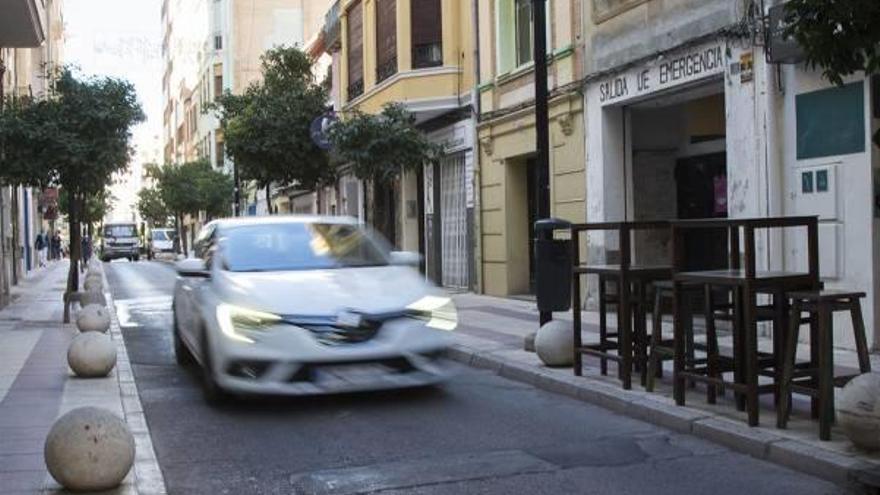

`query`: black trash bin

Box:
[534,218,572,314]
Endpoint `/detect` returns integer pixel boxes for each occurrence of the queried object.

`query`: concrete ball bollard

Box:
[76,304,111,333]
[44,407,135,491]
[83,276,103,292]
[535,320,574,367]
[80,290,106,308]
[67,332,117,378]
[838,373,880,450]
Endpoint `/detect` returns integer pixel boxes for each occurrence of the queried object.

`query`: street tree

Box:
[0,67,144,321]
[146,160,233,254]
[328,103,442,242]
[137,187,172,228]
[211,46,333,213]
[785,1,880,147]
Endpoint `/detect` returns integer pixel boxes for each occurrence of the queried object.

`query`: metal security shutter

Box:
[440,153,467,288]
[347,1,364,98]
[375,0,397,82]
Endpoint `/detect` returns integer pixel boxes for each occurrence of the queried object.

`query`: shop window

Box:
[375,0,397,82]
[796,81,865,160]
[347,0,364,99]
[411,0,442,69]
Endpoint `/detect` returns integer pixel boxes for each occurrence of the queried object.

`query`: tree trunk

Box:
[10,185,19,285]
[173,213,181,255]
[265,184,272,215]
[63,191,81,323]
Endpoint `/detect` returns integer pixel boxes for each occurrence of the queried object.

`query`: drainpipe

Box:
[470,0,481,293]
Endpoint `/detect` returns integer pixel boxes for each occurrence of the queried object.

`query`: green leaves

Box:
[784,0,880,86]
[210,46,333,192]
[136,187,171,227]
[328,103,443,184]
[146,161,233,221]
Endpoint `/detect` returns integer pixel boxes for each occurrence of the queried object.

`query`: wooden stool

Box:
[777,290,872,440]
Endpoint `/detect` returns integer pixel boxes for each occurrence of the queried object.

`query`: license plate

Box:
[320,364,388,382]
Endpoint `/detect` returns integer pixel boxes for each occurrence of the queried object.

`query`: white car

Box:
[171,216,456,403]
[149,228,176,259]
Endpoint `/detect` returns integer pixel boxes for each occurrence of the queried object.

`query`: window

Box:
[215,140,225,169]
[411,0,442,69]
[515,0,533,66]
[214,73,223,101]
[346,1,364,99]
[214,34,223,50]
[375,0,397,83]
[497,0,551,74]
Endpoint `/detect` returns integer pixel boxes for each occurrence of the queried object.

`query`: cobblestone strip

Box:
[103,270,168,495]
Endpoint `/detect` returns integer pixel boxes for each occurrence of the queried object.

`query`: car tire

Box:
[172,308,194,366]
[200,330,229,405]
[133,255,140,262]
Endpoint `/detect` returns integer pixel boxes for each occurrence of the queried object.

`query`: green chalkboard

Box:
[796,81,865,160]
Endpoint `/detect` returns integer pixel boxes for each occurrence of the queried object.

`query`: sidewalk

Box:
[451,293,880,492]
[0,261,165,494]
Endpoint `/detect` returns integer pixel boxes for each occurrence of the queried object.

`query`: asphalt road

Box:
[105,260,849,495]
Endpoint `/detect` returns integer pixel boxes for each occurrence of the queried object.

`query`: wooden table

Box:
[571,221,671,390]
[670,216,820,427]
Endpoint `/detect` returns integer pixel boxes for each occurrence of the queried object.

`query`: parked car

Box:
[171,215,456,403]
[100,222,140,262]
[148,228,177,259]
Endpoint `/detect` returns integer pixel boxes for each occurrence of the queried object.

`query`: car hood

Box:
[213,265,436,316]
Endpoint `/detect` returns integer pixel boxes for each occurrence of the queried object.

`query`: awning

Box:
[0,0,45,47]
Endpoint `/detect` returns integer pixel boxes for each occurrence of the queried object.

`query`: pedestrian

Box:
[51,232,62,261]
[34,231,47,268]
[81,234,92,264]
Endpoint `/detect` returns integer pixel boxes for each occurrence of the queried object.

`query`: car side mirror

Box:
[176,258,209,278]
[389,251,422,267]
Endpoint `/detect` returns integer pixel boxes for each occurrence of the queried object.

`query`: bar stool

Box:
[777,290,872,440]
[597,274,653,382]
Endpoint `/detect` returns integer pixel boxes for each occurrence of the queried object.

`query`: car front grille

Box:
[286,357,416,384]
[298,322,381,346]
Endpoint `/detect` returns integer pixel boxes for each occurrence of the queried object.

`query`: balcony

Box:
[0,0,45,47]
[322,0,341,51]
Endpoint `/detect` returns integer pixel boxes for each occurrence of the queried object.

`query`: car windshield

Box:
[104,225,136,238]
[221,222,389,272]
[151,230,171,241]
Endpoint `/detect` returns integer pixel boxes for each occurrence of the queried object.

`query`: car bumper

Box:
[208,319,454,396]
[102,246,139,258]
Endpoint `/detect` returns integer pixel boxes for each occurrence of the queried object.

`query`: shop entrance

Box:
[627,86,728,267]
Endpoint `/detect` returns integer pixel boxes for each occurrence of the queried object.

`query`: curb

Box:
[102,269,169,495]
[446,342,880,494]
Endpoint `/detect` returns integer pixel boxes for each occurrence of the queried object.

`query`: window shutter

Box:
[411,0,442,68]
[347,1,364,97]
[375,0,397,82]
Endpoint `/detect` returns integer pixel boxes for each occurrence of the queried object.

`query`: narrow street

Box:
[104,260,848,495]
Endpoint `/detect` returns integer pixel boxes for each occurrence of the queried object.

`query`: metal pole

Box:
[233,160,240,216]
[533,0,552,325]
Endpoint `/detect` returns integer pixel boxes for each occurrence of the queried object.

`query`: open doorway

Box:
[628,88,727,267]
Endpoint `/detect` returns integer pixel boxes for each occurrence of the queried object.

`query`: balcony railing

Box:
[348,79,364,100]
[376,56,397,84]
[413,43,442,69]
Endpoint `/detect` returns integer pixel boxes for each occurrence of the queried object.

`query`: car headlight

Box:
[406,296,457,331]
[216,304,282,343]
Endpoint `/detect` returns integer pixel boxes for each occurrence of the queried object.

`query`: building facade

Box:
[476,0,585,297]
[581,0,880,350]
[328,0,477,289]
[161,0,331,246]
[0,0,64,308]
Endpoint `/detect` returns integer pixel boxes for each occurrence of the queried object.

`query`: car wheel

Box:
[200,330,229,405]
[172,307,194,366]
[133,255,140,262]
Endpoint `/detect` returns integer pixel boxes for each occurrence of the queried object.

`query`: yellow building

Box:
[331,0,477,289]
[476,0,585,297]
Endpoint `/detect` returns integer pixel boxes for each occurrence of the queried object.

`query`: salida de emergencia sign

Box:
[597,42,726,106]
